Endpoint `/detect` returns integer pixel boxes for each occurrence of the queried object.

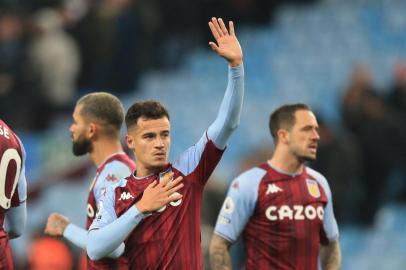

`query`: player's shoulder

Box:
[102,160,132,178]
[231,166,267,190]
[306,166,331,194]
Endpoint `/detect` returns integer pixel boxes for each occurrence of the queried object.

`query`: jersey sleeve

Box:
[172,133,224,185]
[207,64,244,150]
[93,161,132,211]
[89,184,119,231]
[214,168,264,243]
[308,168,339,242]
[12,137,27,206]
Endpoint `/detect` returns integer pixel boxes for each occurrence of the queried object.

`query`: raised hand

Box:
[135,173,184,214]
[44,213,70,236]
[208,17,243,67]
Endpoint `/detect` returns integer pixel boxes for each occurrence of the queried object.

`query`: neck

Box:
[135,164,167,178]
[269,146,304,174]
[90,139,124,167]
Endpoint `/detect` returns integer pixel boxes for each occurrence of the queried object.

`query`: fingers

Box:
[218,18,229,36]
[160,172,174,187]
[208,21,221,41]
[229,21,235,36]
[147,180,158,190]
[165,182,184,197]
[165,176,183,189]
[164,193,183,204]
[209,42,219,53]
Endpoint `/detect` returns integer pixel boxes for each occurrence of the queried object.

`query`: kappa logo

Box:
[266,184,283,195]
[119,192,134,201]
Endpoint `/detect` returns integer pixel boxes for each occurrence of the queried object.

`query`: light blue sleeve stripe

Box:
[307,167,339,241]
[214,167,265,243]
[207,64,244,149]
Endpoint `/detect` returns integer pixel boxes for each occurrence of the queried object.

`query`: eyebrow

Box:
[300,125,319,130]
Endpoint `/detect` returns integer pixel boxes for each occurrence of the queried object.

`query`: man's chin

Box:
[303,154,317,161]
[151,162,169,170]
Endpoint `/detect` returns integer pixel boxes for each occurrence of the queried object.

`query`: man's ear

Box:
[277,129,289,144]
[125,134,134,150]
[87,122,97,140]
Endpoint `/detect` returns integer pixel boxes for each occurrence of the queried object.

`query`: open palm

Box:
[208,17,243,67]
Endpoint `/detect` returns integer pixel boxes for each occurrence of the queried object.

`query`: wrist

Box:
[135,202,149,214]
[229,59,243,67]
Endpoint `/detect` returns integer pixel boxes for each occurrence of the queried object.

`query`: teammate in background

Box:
[86,17,244,270]
[210,104,341,270]
[43,92,134,269]
[0,119,27,270]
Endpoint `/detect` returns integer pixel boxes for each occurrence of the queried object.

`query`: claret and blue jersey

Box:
[214,162,339,270]
[91,134,224,270]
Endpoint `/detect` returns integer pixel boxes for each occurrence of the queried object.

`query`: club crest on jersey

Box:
[306,179,320,198]
[105,174,118,182]
[159,170,174,183]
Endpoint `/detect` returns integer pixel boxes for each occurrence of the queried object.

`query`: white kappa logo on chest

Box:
[266,183,283,195]
[119,192,134,200]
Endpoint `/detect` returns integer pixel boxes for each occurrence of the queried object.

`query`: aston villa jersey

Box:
[86,152,135,270]
[0,119,27,270]
[214,162,339,270]
[91,134,224,270]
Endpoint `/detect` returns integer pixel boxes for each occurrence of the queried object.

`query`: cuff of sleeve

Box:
[214,230,236,244]
[132,205,151,218]
[63,223,74,238]
[229,64,244,77]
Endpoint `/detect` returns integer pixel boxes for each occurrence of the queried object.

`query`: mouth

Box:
[154,152,166,158]
[308,144,318,153]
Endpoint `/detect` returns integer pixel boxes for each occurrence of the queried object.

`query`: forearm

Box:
[320,240,341,270]
[5,202,26,239]
[63,224,87,249]
[64,223,125,258]
[210,234,233,270]
[208,64,244,149]
[87,206,143,260]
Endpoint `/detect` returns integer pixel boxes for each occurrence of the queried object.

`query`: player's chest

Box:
[255,178,327,223]
[115,172,199,215]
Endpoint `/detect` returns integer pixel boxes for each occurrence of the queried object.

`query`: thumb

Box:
[209,42,219,53]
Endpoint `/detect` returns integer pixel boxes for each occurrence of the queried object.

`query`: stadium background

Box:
[1,0,406,269]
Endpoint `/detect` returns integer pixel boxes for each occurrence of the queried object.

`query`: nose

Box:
[155,138,165,148]
[312,129,320,140]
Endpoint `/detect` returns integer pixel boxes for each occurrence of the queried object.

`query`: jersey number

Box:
[0,149,21,209]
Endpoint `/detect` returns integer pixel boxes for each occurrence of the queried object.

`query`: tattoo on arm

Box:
[210,234,233,270]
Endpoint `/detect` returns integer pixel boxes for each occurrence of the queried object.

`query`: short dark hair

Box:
[269,103,311,143]
[77,92,124,136]
[125,100,170,130]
